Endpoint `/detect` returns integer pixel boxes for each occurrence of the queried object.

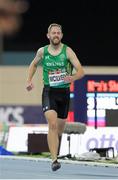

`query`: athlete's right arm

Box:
[26,47,44,91]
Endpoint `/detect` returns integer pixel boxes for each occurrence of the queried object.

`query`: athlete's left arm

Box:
[65,47,85,82]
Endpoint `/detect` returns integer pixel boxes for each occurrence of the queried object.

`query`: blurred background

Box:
[0,0,118,157]
[2,0,118,66]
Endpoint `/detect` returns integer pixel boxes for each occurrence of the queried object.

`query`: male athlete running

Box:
[26,23,84,171]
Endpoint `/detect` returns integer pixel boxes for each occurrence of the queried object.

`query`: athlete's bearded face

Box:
[47,26,63,45]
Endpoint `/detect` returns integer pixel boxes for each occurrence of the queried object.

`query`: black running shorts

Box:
[42,86,70,119]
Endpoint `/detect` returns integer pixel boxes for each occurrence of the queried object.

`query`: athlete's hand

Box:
[26,81,34,91]
[64,75,73,83]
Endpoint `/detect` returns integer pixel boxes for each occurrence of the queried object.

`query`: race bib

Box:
[49,72,67,87]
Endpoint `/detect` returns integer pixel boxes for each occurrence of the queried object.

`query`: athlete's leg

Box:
[44,109,59,161]
[42,87,69,171]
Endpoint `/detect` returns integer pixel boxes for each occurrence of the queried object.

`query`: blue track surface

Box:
[0,156,118,179]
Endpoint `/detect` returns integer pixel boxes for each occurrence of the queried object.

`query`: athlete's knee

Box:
[49,121,58,131]
[45,110,58,130]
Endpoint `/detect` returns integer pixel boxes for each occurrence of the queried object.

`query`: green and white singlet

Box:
[42,44,73,88]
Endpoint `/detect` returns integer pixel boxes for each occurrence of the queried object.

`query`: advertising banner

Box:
[0,105,47,146]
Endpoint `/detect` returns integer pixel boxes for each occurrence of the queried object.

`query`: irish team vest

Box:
[42,44,73,88]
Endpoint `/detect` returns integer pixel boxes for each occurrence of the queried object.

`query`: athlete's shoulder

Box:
[65,45,75,58]
[66,45,73,51]
[37,45,50,60]
[33,47,44,62]
[37,47,44,55]
[63,44,72,51]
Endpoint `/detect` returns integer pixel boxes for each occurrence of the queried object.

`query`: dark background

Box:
[4,0,118,66]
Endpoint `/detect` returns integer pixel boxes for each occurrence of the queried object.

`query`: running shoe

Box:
[51,160,61,171]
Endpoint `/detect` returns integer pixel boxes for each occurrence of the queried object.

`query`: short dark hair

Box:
[48,23,62,33]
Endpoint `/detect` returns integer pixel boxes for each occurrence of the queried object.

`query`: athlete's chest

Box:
[44,53,66,68]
